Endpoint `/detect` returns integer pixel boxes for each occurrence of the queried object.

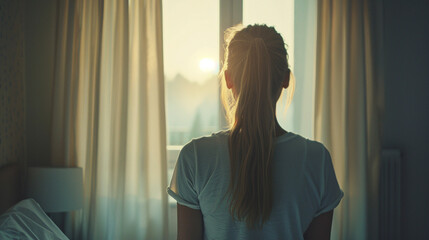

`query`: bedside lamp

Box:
[27,167,83,213]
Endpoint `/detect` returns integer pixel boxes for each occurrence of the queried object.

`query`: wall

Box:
[24,0,57,166]
[382,0,429,239]
[0,0,26,168]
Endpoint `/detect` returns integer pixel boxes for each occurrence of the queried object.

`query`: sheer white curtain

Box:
[50,0,168,239]
[314,0,384,239]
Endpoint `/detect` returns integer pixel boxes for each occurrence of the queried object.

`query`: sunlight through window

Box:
[199,58,217,73]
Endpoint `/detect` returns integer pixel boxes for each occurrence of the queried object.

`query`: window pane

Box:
[163,0,220,147]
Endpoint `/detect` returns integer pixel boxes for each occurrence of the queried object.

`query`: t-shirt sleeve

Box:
[167,141,200,210]
[315,146,344,217]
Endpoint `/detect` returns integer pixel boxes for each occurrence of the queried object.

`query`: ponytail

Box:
[221,25,289,229]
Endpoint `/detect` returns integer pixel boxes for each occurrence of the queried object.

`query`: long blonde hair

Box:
[221,24,291,229]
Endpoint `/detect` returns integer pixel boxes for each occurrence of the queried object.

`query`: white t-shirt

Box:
[167,131,343,240]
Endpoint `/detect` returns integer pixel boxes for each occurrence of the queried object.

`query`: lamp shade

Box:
[27,167,83,213]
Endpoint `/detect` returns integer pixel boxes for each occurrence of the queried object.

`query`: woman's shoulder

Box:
[305,138,328,154]
[181,130,229,152]
[276,132,323,147]
[192,130,229,142]
[275,132,329,162]
[295,136,331,171]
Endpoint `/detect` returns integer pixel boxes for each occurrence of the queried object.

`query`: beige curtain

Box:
[314,0,383,239]
[50,0,168,239]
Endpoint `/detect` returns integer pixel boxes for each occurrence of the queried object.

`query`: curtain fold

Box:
[314,0,384,239]
[50,0,168,239]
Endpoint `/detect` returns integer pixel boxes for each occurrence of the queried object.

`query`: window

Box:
[163,1,316,238]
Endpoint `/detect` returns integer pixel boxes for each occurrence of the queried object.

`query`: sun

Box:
[199,58,216,72]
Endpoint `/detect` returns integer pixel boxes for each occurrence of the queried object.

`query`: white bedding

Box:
[0,198,69,240]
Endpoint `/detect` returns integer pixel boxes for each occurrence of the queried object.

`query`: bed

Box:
[0,164,69,240]
[0,198,69,240]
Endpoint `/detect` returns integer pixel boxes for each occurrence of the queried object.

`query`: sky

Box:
[162,0,219,83]
[162,0,294,84]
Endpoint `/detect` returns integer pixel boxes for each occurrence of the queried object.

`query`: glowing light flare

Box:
[199,58,216,72]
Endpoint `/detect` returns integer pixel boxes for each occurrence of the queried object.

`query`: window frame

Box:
[219,0,243,128]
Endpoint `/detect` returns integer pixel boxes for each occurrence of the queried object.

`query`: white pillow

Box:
[0,198,69,240]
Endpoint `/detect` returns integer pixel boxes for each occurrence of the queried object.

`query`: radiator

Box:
[380,149,401,240]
